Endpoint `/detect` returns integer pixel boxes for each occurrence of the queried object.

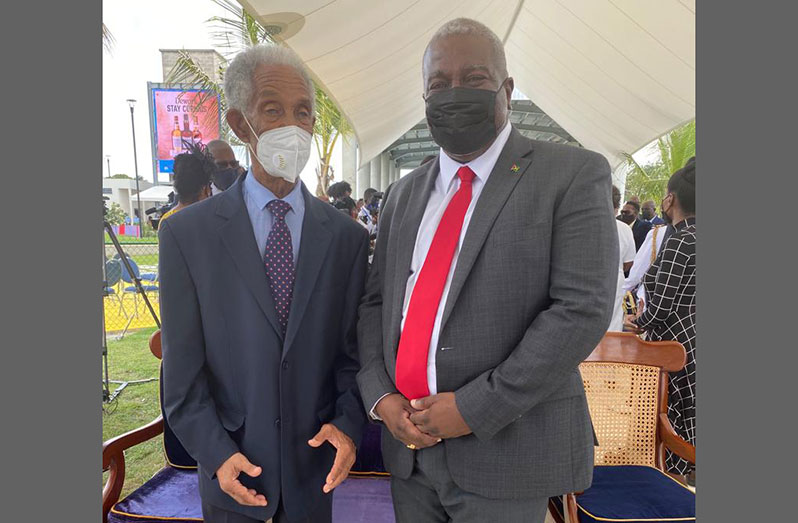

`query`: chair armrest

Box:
[658,412,695,464]
[102,415,164,522]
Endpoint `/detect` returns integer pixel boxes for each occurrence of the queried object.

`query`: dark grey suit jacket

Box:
[357,128,618,499]
[159,177,368,521]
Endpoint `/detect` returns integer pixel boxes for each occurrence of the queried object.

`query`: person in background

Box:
[642,199,665,225]
[358,188,379,235]
[620,200,653,250]
[609,185,636,331]
[159,143,213,227]
[207,139,242,193]
[626,157,696,483]
[327,181,353,204]
[333,196,358,221]
[160,44,368,523]
[623,221,674,313]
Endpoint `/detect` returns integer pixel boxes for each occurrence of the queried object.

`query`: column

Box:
[357,157,371,200]
[341,136,357,192]
[370,156,382,191]
[381,153,390,190]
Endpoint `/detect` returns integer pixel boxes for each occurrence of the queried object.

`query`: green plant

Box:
[164,0,352,197]
[623,120,695,203]
[105,202,128,226]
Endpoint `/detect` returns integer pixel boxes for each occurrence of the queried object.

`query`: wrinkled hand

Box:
[409,393,472,439]
[375,393,440,449]
[215,452,268,506]
[308,423,356,493]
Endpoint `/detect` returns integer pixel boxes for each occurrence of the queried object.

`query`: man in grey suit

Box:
[160,45,368,523]
[357,18,618,522]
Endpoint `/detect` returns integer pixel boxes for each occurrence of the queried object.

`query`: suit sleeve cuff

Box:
[369,393,392,421]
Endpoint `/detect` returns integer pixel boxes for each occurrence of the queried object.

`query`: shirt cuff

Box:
[369,393,393,421]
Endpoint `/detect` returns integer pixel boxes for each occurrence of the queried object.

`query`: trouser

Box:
[201,496,332,523]
[390,444,549,522]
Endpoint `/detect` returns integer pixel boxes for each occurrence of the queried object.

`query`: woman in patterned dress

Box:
[625,157,696,479]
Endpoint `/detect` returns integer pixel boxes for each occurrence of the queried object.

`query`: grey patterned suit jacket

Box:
[357,127,618,499]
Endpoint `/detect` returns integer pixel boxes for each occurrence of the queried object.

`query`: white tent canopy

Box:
[135,184,174,202]
[239,0,695,169]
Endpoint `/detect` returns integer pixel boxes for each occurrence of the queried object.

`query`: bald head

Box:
[641,200,657,220]
[206,139,238,169]
[423,18,508,84]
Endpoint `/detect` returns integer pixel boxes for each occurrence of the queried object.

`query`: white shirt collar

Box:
[438,121,513,189]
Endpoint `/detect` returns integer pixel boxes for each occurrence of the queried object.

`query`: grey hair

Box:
[223,44,315,116]
[424,18,508,79]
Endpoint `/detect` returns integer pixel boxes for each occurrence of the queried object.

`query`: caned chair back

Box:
[579,332,686,468]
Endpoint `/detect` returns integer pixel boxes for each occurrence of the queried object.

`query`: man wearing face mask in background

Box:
[159,44,369,523]
[207,139,244,193]
[357,18,617,522]
[620,200,653,251]
[641,199,665,226]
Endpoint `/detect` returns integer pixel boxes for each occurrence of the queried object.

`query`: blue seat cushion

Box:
[109,468,394,523]
[332,477,395,522]
[575,465,695,522]
[350,423,387,476]
[109,467,201,522]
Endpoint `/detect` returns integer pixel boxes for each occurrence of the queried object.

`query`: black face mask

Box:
[641,208,654,220]
[425,83,504,155]
[212,167,239,191]
[619,213,635,225]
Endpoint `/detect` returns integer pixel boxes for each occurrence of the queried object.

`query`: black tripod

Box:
[102,220,161,403]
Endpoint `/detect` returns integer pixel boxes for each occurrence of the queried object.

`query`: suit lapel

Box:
[439,129,535,330]
[388,160,439,355]
[283,186,332,356]
[217,178,284,340]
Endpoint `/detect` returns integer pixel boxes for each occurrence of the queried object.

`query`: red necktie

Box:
[395,166,476,400]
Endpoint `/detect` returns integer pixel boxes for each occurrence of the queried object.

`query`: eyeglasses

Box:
[214,160,239,168]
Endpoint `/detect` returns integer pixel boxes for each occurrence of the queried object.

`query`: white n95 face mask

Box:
[244,118,312,183]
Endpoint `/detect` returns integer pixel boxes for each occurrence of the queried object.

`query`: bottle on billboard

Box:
[171,116,182,156]
[192,116,203,145]
[182,114,192,148]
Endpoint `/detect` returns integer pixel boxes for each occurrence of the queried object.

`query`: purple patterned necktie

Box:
[264,199,295,336]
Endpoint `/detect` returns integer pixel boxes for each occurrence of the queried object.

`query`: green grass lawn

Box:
[102,327,164,500]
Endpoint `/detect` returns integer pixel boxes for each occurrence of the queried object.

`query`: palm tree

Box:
[102,23,115,54]
[164,0,352,197]
[622,120,695,202]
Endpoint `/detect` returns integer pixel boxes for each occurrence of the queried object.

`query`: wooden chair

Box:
[102,330,394,523]
[548,332,696,523]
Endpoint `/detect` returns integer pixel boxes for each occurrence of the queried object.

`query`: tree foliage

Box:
[623,120,695,203]
[106,202,127,226]
[164,0,352,197]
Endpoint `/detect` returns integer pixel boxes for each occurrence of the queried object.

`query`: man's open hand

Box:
[375,393,440,449]
[308,423,356,493]
[215,452,268,507]
[409,392,472,439]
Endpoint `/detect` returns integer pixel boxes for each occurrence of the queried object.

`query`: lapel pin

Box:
[510,163,520,172]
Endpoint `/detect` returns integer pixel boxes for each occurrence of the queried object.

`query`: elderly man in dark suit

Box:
[357,18,618,522]
[159,44,368,523]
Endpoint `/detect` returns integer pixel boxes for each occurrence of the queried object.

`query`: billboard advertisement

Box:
[149,84,221,177]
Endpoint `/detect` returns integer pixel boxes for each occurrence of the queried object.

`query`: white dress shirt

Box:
[609,219,636,331]
[623,224,668,310]
[370,123,513,419]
